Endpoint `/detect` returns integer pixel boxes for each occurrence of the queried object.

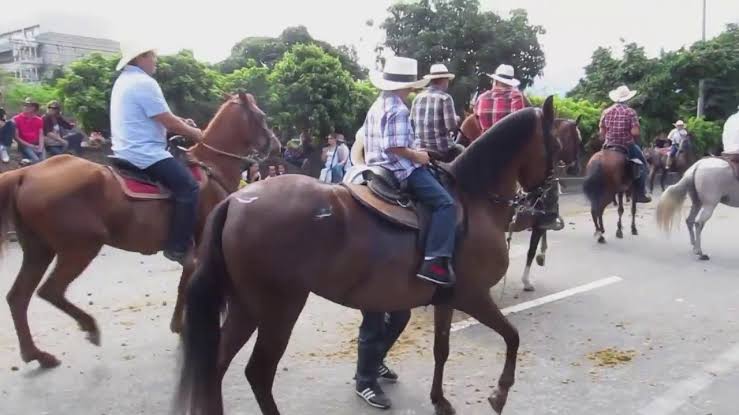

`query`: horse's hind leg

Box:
[36,245,102,347]
[431,304,455,415]
[631,195,638,235]
[6,230,56,367]
[522,229,544,291]
[457,294,519,414]
[616,193,624,239]
[170,252,196,334]
[245,291,308,415]
[693,203,716,261]
[686,201,701,251]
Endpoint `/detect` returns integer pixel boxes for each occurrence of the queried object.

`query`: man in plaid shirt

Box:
[474,64,527,131]
[410,64,460,158]
[599,85,651,203]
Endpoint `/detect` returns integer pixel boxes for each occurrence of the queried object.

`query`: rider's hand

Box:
[415,150,431,165]
[184,118,197,128]
[190,128,204,143]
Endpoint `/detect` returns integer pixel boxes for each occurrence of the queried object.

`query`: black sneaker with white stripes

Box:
[378,363,398,383]
[355,382,391,410]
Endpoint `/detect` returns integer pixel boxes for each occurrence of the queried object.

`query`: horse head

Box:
[553,116,583,175]
[205,93,280,160]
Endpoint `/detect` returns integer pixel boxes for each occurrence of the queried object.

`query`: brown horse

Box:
[0,93,277,368]
[582,147,639,243]
[175,97,558,415]
[645,138,697,192]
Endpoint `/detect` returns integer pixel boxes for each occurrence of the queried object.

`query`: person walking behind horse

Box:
[43,100,85,156]
[474,64,527,131]
[599,85,652,203]
[353,56,455,410]
[666,119,689,169]
[110,41,204,264]
[12,97,45,164]
[410,63,461,160]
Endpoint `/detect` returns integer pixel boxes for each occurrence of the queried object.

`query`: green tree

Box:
[269,44,358,139]
[685,116,723,156]
[222,60,273,113]
[3,82,59,113]
[380,0,546,111]
[529,95,604,145]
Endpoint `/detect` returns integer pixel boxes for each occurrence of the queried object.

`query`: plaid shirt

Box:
[363,92,419,181]
[600,103,639,147]
[410,86,457,153]
[474,86,526,131]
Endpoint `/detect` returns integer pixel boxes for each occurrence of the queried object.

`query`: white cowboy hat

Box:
[370,56,429,91]
[424,63,455,81]
[116,41,158,71]
[608,85,638,103]
[673,120,686,127]
[487,64,520,87]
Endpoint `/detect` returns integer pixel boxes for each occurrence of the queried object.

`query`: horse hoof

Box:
[170,318,183,334]
[37,352,61,369]
[523,284,535,292]
[535,255,545,267]
[632,229,639,236]
[433,398,456,415]
[616,230,623,239]
[488,389,508,414]
[86,330,101,347]
[597,236,606,244]
[699,254,710,261]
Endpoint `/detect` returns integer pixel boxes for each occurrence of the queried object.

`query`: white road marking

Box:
[638,343,739,415]
[450,276,623,332]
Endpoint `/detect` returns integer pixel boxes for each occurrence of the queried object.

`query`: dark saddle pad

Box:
[719,154,739,180]
[108,157,159,185]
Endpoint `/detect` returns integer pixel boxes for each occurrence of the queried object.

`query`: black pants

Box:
[144,158,199,253]
[356,310,411,385]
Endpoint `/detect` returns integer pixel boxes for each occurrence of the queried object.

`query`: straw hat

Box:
[370,56,429,91]
[116,40,157,71]
[608,85,638,103]
[488,64,520,87]
[673,120,685,128]
[424,63,455,81]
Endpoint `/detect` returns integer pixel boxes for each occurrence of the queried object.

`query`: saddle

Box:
[603,144,643,181]
[342,164,463,231]
[719,153,739,180]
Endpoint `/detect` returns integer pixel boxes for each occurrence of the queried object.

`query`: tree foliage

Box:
[530,95,604,145]
[380,0,546,111]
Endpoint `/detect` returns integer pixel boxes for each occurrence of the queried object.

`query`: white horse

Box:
[656,157,739,260]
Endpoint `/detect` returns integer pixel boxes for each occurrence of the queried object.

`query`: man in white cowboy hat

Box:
[353,56,456,410]
[666,119,689,169]
[474,63,527,131]
[110,41,205,264]
[722,105,739,156]
[599,85,651,203]
[410,63,460,159]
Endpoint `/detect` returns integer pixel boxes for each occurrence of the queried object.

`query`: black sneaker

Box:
[416,257,455,287]
[378,363,398,383]
[634,193,652,204]
[163,249,186,265]
[355,382,391,410]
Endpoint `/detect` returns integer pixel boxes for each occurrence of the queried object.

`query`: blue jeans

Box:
[406,167,456,258]
[46,145,65,157]
[144,158,199,253]
[356,310,411,385]
[0,121,15,147]
[626,143,648,194]
[19,144,43,164]
[669,143,678,158]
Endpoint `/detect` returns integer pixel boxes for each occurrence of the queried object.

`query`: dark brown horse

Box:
[175,97,558,415]
[583,147,639,243]
[0,93,277,368]
[645,138,697,192]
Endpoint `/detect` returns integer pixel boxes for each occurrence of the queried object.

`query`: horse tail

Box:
[583,160,605,208]
[175,199,231,415]
[656,163,697,232]
[0,170,22,253]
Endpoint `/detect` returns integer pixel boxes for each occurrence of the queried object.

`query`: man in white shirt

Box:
[666,119,689,169]
[722,106,739,156]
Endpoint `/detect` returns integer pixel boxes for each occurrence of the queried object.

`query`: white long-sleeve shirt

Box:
[722,111,739,154]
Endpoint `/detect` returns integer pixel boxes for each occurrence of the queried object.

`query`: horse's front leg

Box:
[170,252,196,333]
[431,304,456,415]
[522,229,544,291]
[616,193,624,239]
[535,231,547,266]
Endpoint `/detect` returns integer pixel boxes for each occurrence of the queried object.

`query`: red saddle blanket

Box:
[108,165,205,200]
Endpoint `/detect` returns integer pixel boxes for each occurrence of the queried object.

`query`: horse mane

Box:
[450,108,539,196]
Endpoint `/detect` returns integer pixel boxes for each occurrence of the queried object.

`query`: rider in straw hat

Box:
[666,119,689,169]
[110,41,205,264]
[410,63,461,159]
[474,64,527,131]
[722,105,739,157]
[599,85,651,203]
[354,56,456,410]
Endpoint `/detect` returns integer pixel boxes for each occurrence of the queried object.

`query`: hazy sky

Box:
[2,0,737,93]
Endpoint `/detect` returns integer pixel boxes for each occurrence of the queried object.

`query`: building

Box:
[0,25,119,82]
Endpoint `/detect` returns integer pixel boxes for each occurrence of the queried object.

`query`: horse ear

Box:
[238,92,248,104]
[575,114,582,126]
[223,92,233,102]
[542,95,555,128]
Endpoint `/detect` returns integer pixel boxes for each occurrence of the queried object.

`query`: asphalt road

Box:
[1,193,738,415]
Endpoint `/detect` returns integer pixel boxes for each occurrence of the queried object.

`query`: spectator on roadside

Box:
[319,133,349,183]
[277,163,287,175]
[239,159,261,188]
[12,97,45,164]
[43,100,86,156]
[0,105,13,163]
[266,165,278,179]
[284,130,315,168]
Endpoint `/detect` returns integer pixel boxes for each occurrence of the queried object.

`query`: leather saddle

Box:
[719,153,739,180]
[342,164,463,231]
[603,145,643,180]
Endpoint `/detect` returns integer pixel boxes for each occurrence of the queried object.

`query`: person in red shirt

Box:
[474,64,527,131]
[12,97,45,164]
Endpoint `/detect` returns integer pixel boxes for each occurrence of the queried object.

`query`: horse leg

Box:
[431,304,455,415]
[536,232,547,266]
[631,194,638,235]
[597,210,606,244]
[693,203,716,261]
[6,233,56,367]
[616,193,624,239]
[457,294,519,414]
[36,245,103,347]
[522,229,544,291]
[660,168,668,191]
[648,166,656,193]
[686,200,701,251]
[170,252,196,333]
[245,292,308,415]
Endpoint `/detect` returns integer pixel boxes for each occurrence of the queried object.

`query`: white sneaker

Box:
[0,146,9,163]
